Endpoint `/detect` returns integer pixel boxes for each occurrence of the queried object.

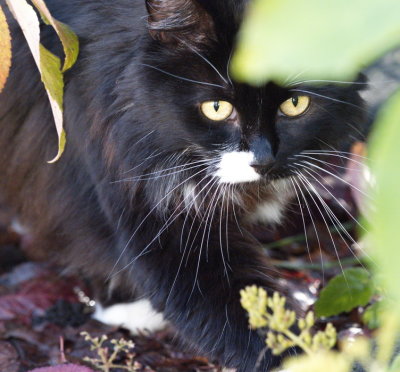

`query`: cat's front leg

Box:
[129,226,289,371]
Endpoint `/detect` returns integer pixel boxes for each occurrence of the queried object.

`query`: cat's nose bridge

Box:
[248,135,275,175]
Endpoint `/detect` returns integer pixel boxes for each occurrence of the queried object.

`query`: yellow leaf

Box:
[0,5,11,93]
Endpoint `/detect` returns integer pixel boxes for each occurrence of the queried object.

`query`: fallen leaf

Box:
[28,364,95,372]
[0,341,20,372]
[0,274,79,323]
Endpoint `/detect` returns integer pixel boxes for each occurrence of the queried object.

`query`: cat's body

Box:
[0,0,365,370]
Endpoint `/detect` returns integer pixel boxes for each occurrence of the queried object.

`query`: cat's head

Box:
[113,0,366,217]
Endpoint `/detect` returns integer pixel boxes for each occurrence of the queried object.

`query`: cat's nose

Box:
[248,135,275,176]
[250,158,274,176]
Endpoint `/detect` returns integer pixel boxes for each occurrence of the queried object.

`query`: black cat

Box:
[0,0,365,370]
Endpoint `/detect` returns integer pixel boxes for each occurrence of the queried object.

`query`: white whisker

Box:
[295,162,367,232]
[300,160,372,200]
[288,79,371,87]
[112,159,212,183]
[289,177,312,263]
[167,176,218,305]
[291,176,325,282]
[296,155,363,173]
[177,37,230,86]
[108,166,209,278]
[295,172,348,280]
[296,171,371,271]
[139,63,225,88]
[290,89,366,111]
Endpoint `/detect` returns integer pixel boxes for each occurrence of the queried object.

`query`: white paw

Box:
[93,299,167,334]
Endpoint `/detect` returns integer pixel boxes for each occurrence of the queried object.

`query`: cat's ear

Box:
[145,0,216,48]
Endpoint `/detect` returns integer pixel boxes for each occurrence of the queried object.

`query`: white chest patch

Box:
[247,200,285,224]
[93,299,167,334]
[247,179,293,224]
[215,151,260,184]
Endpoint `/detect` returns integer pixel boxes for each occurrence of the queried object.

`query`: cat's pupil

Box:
[214,101,220,112]
[292,97,299,107]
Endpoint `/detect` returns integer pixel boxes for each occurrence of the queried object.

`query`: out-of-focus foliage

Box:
[235,0,400,370]
[369,90,400,306]
[280,352,350,372]
[232,0,400,86]
[314,268,374,317]
[0,6,11,93]
[3,0,79,162]
[362,301,383,330]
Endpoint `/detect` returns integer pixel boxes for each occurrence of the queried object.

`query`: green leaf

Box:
[315,268,374,317]
[0,5,11,93]
[369,90,400,306]
[31,0,79,72]
[39,44,63,108]
[232,0,400,85]
[39,44,65,163]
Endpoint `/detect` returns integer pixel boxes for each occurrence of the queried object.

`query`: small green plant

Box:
[240,286,336,356]
[240,286,400,372]
[80,332,142,372]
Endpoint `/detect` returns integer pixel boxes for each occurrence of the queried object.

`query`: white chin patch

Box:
[215,151,260,184]
[93,299,167,334]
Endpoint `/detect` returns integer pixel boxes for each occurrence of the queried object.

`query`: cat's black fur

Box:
[0,0,366,370]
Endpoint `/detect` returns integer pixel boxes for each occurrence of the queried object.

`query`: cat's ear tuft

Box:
[146,0,216,48]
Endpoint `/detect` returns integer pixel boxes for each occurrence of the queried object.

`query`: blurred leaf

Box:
[281,351,350,372]
[376,311,400,366]
[389,355,400,372]
[0,5,11,93]
[362,301,382,330]
[31,0,79,72]
[5,0,66,162]
[232,0,400,85]
[315,268,374,317]
[369,90,400,305]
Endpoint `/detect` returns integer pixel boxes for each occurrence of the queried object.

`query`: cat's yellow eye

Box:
[279,95,310,117]
[200,100,233,121]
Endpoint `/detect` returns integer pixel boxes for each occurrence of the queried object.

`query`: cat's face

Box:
[135,0,364,178]
[113,0,365,214]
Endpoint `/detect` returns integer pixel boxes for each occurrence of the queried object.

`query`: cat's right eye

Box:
[200,100,234,121]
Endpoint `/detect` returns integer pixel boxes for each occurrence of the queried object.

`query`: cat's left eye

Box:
[200,100,234,121]
[279,95,310,117]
